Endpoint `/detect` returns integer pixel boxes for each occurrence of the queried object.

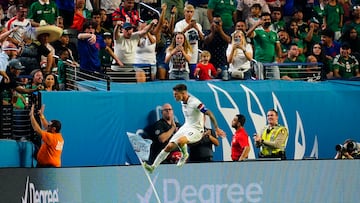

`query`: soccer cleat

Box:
[176,152,189,168]
[142,162,154,174]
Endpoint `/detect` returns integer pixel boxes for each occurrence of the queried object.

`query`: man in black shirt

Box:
[145,103,181,164]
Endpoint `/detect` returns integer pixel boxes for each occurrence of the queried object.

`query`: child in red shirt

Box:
[194,51,220,80]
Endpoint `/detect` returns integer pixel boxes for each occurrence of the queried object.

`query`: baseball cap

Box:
[8,59,25,70]
[103,32,112,38]
[122,22,134,29]
[341,42,351,49]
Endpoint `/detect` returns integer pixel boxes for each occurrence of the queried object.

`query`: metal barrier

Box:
[252,61,323,81]
[264,62,322,81]
[65,67,111,91]
[107,64,152,83]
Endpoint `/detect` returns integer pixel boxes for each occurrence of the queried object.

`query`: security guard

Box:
[253,109,288,160]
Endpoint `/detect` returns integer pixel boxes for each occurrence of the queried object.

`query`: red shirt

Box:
[195,62,217,80]
[231,128,249,161]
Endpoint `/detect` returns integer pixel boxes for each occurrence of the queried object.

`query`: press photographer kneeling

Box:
[334,139,360,159]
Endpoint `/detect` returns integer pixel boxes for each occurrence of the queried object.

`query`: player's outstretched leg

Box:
[144,149,170,174]
[176,144,189,167]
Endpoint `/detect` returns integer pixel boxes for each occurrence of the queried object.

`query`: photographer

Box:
[335,139,360,159]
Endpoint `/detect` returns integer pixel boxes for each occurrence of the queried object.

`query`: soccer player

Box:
[143,84,226,173]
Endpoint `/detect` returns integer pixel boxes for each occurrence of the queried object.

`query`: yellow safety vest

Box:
[261,125,288,156]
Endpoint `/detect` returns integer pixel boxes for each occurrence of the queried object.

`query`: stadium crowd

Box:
[0,0,360,94]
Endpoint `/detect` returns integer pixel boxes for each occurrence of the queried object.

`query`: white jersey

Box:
[170,94,206,144]
[181,94,205,131]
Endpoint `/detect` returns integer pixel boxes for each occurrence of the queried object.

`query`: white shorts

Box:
[170,126,204,144]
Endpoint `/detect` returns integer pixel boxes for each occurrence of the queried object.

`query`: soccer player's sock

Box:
[152,149,169,168]
[180,144,188,155]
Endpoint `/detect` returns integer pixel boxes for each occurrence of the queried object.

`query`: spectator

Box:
[226,30,253,80]
[270,6,286,33]
[16,32,48,75]
[144,103,181,164]
[304,17,322,56]
[280,43,305,80]
[51,29,79,63]
[29,69,44,89]
[247,12,281,79]
[28,0,59,27]
[56,48,71,90]
[189,124,219,162]
[311,0,326,25]
[310,43,332,80]
[6,0,17,20]
[323,0,344,41]
[253,109,288,160]
[233,20,252,43]
[34,21,63,74]
[174,4,204,79]
[340,27,360,61]
[207,0,237,32]
[194,50,219,80]
[321,28,341,62]
[161,0,184,23]
[100,0,121,29]
[0,59,43,106]
[245,3,262,29]
[236,0,270,21]
[234,20,248,33]
[278,29,306,62]
[113,21,153,67]
[5,4,31,47]
[332,42,360,79]
[43,73,59,91]
[188,0,211,31]
[92,10,110,35]
[292,9,308,34]
[203,16,231,79]
[111,0,140,27]
[165,32,192,80]
[70,0,92,32]
[99,8,112,32]
[154,4,175,80]
[0,41,20,82]
[342,5,360,35]
[29,104,64,167]
[99,32,114,68]
[231,114,250,161]
[134,19,158,80]
[78,20,122,73]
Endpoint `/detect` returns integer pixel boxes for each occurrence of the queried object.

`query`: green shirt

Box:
[333,55,359,79]
[324,4,344,32]
[28,1,59,24]
[208,0,236,30]
[253,28,279,63]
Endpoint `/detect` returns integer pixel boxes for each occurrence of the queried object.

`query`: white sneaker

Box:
[176,152,189,167]
[142,162,154,174]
